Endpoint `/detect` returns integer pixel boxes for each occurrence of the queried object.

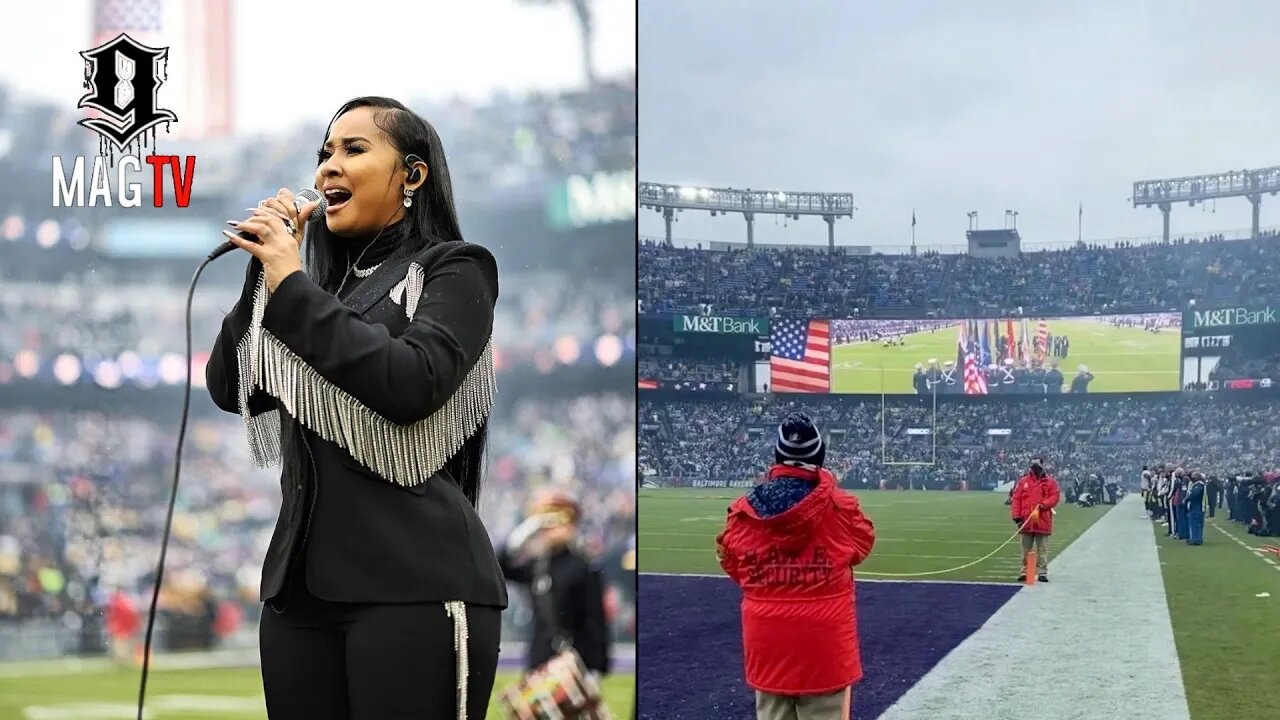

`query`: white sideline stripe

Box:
[877,495,1190,720]
[1209,522,1280,572]
[638,571,1010,587]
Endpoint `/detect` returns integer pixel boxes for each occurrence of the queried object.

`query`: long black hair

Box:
[292,96,488,507]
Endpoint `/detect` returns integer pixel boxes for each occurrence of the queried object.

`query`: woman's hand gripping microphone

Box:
[223,187,323,292]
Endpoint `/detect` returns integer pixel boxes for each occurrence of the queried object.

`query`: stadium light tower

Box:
[637,181,854,251]
[1132,165,1280,242]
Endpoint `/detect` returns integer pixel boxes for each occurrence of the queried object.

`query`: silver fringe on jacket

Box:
[234,265,496,488]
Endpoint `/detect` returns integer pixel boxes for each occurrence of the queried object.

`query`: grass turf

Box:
[829,319,1179,394]
[639,488,1110,583]
[0,665,634,719]
[1156,513,1280,720]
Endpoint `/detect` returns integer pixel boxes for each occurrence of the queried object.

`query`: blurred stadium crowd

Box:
[638,231,1280,319]
[0,77,637,657]
[640,395,1280,492]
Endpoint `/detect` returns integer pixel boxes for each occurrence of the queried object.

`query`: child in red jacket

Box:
[1011,456,1061,582]
[717,412,876,720]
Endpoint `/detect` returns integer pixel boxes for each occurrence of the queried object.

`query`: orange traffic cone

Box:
[1025,551,1037,586]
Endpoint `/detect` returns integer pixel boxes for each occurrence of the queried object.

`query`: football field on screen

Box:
[638,487,1108,581]
[830,319,1180,394]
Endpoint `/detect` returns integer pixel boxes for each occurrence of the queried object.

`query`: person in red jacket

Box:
[716,412,876,720]
[1011,456,1061,582]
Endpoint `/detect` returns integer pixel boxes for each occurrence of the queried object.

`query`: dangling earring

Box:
[403,187,414,208]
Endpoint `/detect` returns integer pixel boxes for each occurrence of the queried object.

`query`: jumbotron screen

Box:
[820,313,1182,395]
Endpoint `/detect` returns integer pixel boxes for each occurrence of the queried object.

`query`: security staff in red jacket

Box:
[716,412,876,720]
[1011,456,1061,582]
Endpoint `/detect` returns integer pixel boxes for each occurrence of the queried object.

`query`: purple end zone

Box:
[638,574,1019,720]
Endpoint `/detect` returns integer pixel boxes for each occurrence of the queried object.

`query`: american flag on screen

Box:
[963,350,988,394]
[770,319,830,393]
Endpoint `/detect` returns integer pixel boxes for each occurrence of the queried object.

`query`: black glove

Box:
[1014,518,1024,526]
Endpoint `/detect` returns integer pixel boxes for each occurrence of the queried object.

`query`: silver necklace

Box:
[335,243,376,297]
[334,216,399,297]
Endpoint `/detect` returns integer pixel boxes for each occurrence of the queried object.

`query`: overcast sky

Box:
[1,0,634,133]
[639,0,1280,249]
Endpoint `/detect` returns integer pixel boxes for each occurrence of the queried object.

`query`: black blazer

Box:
[205,240,508,609]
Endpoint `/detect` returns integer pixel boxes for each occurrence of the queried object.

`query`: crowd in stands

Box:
[0,269,631,376]
[640,395,1280,491]
[0,392,635,643]
[639,231,1280,318]
[638,358,742,385]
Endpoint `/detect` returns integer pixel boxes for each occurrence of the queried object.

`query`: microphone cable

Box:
[134,191,321,719]
[135,254,215,720]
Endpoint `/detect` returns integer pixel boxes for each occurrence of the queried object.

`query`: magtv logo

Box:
[675,315,767,335]
[1190,306,1278,329]
[53,33,196,208]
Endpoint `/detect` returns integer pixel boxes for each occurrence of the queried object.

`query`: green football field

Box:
[640,487,1280,720]
[0,664,634,719]
[639,487,1105,581]
[830,319,1180,394]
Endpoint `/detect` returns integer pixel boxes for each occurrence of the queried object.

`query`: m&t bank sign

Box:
[674,315,768,335]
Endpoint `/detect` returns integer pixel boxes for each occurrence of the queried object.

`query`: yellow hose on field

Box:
[856,515,1035,578]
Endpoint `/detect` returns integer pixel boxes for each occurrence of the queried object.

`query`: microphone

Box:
[207,188,327,261]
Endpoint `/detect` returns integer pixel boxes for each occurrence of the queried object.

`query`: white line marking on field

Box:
[1209,522,1280,572]
[877,496,1190,720]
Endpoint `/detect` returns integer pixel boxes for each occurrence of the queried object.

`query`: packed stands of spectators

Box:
[639,395,1280,492]
[638,357,743,386]
[0,392,636,642]
[0,269,633,375]
[638,231,1280,318]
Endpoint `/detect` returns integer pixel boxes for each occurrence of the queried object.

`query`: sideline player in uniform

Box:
[1185,472,1207,546]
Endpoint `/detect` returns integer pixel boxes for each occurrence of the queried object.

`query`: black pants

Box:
[259,577,502,719]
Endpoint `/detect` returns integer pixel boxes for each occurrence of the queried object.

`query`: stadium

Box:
[637,221,1280,720]
[0,1,634,718]
[638,4,1280,717]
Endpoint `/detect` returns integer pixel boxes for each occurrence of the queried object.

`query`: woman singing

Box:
[206,96,506,719]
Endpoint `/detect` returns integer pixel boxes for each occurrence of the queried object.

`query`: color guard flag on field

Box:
[770,319,830,392]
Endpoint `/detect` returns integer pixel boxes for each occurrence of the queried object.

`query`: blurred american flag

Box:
[93,0,163,47]
[89,0,233,139]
